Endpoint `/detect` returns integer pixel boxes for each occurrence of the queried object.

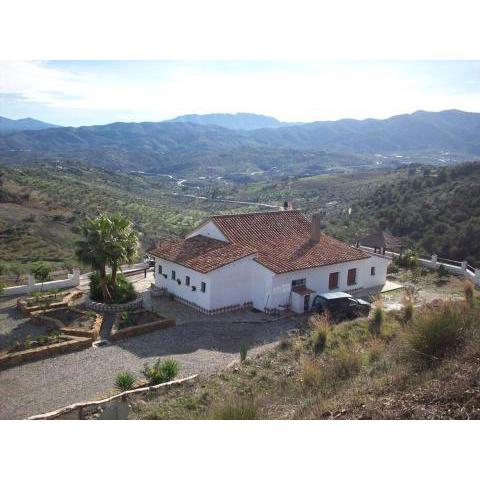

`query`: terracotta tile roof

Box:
[149,235,255,273]
[210,210,370,273]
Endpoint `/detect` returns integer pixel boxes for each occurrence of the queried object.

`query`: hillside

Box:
[1,110,479,175]
[347,162,480,265]
[0,116,59,132]
[130,279,480,420]
[169,112,292,130]
[0,164,263,274]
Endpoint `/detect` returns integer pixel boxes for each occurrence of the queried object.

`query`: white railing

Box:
[1,269,81,297]
[358,246,480,287]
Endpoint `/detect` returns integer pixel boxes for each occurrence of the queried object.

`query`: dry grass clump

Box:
[367,338,385,364]
[464,280,474,307]
[399,301,469,368]
[309,313,331,355]
[400,296,414,325]
[368,305,384,336]
[328,344,362,380]
[208,396,258,420]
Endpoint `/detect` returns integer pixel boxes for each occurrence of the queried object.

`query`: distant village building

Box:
[150,211,389,315]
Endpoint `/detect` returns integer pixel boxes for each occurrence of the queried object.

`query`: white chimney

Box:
[283,201,293,211]
[311,213,322,242]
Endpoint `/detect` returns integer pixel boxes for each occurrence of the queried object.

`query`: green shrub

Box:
[387,262,399,274]
[89,272,136,304]
[396,249,418,269]
[240,343,248,362]
[115,371,135,391]
[0,282,4,296]
[142,358,180,385]
[368,306,384,336]
[400,302,467,367]
[209,397,258,420]
[119,311,137,328]
[31,262,52,285]
[437,264,449,278]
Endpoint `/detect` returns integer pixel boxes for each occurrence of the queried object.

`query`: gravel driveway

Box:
[0,311,299,419]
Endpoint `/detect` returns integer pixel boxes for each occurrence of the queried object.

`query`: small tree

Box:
[31,263,52,291]
[0,281,5,296]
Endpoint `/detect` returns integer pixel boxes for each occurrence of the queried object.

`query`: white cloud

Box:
[1,61,480,125]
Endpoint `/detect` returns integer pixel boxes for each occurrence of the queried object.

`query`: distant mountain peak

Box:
[0,116,59,132]
[168,112,295,130]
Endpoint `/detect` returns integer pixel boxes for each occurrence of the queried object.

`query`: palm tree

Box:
[75,213,139,303]
[107,214,139,286]
[76,214,112,302]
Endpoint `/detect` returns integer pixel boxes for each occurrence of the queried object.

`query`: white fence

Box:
[359,246,480,287]
[1,269,81,297]
[0,262,150,297]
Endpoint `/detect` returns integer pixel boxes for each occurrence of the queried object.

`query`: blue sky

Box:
[1,61,480,126]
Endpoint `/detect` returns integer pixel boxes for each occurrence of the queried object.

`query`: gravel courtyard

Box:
[0,288,300,419]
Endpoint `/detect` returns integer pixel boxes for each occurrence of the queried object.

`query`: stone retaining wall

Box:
[110,311,176,341]
[0,336,92,370]
[17,290,83,316]
[85,295,144,312]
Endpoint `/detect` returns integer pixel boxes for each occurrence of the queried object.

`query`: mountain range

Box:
[1,110,480,175]
[0,116,59,132]
[169,112,295,130]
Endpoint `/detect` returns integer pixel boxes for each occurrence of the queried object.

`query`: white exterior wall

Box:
[208,255,256,309]
[250,261,274,311]
[153,251,388,314]
[153,257,212,310]
[186,221,227,241]
[268,255,388,310]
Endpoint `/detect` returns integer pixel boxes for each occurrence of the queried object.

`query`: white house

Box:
[149,210,389,315]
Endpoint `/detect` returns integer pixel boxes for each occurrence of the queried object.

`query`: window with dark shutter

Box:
[329,272,339,290]
[201,282,206,292]
[371,266,376,276]
[186,276,190,286]
[172,270,176,280]
[158,264,162,275]
[347,268,357,286]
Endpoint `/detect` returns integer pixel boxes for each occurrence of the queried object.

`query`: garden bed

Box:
[110,309,175,341]
[32,307,104,339]
[17,289,83,315]
[0,333,92,370]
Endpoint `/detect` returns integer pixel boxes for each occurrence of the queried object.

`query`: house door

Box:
[304,295,310,312]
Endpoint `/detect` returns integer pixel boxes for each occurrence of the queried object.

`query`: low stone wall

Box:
[34,309,104,340]
[84,295,144,312]
[110,311,176,341]
[0,336,92,370]
[17,290,83,315]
